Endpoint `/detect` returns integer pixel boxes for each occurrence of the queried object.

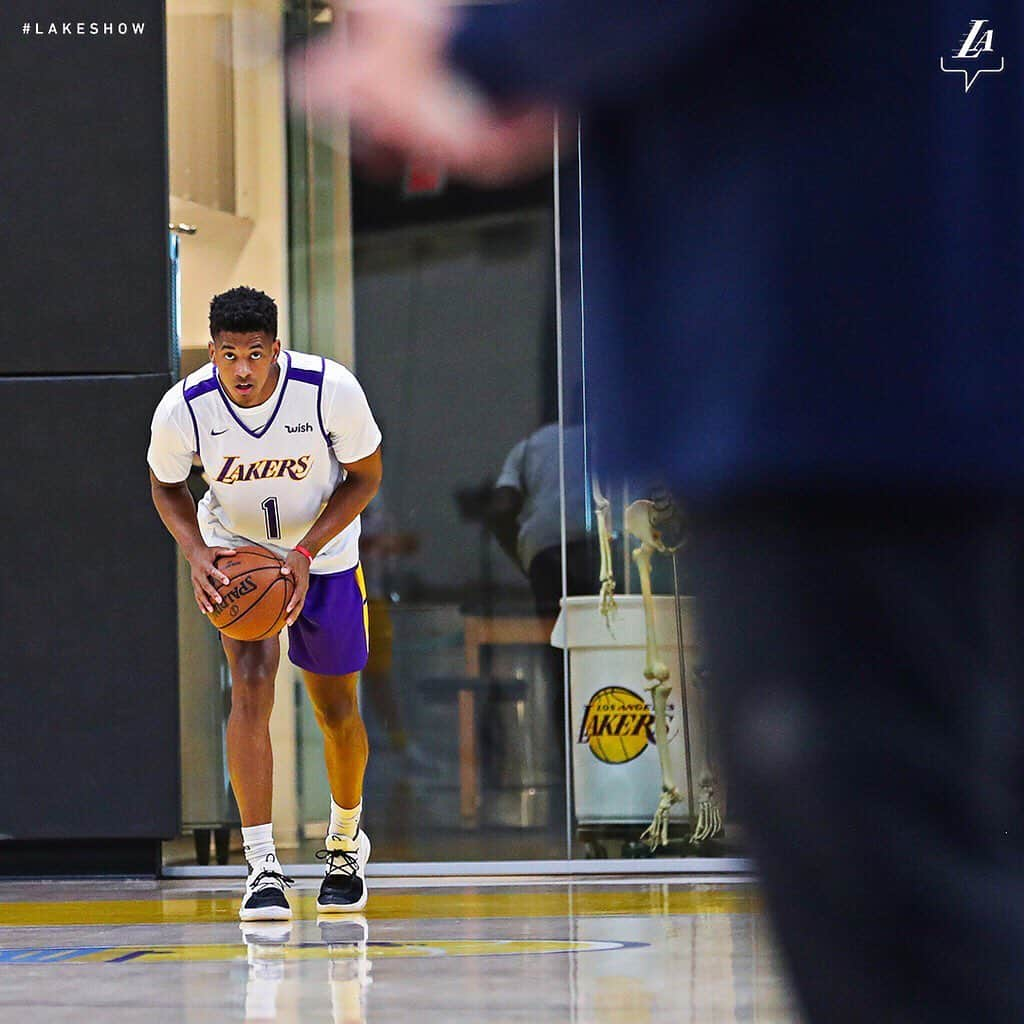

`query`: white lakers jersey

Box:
[148,350,382,575]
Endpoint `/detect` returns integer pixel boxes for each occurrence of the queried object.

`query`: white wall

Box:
[168,0,289,349]
[167,0,298,846]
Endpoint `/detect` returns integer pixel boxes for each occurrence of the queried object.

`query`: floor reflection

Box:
[0,880,798,1023]
[240,917,371,1024]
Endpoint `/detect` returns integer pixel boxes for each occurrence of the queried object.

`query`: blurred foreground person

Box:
[295,3,1024,1020]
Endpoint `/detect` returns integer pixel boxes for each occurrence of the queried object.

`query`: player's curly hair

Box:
[209,286,277,340]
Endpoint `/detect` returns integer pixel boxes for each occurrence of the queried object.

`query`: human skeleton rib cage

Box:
[591,479,724,849]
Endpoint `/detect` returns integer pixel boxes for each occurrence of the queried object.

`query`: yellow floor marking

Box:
[0,888,759,928]
[0,939,628,965]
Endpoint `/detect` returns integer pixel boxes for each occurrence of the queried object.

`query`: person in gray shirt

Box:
[489,421,594,617]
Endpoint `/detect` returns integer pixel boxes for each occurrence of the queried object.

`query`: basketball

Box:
[207,546,294,642]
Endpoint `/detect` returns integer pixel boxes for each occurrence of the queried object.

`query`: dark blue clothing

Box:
[691,494,1024,1024]
[450,2,1024,499]
[450,9,1024,1024]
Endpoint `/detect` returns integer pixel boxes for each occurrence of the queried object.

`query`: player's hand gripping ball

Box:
[208,546,295,641]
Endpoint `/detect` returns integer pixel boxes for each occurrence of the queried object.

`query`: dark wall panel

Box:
[0,375,178,838]
[0,2,168,374]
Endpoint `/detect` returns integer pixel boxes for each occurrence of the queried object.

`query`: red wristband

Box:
[294,545,314,564]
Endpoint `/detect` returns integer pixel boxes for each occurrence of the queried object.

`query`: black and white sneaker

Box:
[240,853,294,921]
[316,831,371,913]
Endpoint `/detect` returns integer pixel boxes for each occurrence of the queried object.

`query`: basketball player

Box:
[147,286,383,921]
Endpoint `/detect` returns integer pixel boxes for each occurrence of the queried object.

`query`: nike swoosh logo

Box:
[211,428,228,436]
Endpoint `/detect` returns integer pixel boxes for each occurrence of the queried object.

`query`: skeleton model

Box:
[592,476,616,619]
[595,486,723,848]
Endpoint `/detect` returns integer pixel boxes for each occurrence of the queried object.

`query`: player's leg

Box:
[304,671,368,806]
[222,634,292,920]
[303,670,371,912]
[287,564,373,911]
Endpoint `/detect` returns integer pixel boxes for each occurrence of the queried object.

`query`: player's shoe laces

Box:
[240,853,294,921]
[316,830,371,912]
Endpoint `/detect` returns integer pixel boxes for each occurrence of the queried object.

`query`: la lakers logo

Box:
[215,454,313,484]
[577,686,674,765]
[940,19,1004,92]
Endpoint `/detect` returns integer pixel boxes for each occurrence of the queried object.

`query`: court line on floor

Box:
[0,887,762,927]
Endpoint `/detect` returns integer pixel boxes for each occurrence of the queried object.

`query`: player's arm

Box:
[300,446,384,556]
[296,0,758,187]
[281,446,384,626]
[149,470,234,614]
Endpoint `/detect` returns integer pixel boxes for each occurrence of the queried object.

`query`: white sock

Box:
[329,799,361,840]
[242,823,276,865]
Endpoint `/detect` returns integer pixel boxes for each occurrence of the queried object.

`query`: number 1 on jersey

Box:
[261,496,281,541]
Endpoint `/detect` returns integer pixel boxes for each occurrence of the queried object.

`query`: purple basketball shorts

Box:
[287,564,370,676]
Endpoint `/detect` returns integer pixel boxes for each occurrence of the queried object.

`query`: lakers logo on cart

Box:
[577,686,676,765]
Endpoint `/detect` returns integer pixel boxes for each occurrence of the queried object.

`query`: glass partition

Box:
[558,126,742,862]
[164,0,295,869]
[163,3,743,873]
[164,1,573,869]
